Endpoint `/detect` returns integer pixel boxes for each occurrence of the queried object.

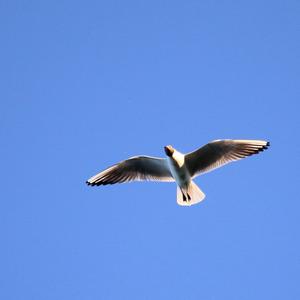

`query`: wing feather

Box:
[86,155,174,186]
[185,139,270,178]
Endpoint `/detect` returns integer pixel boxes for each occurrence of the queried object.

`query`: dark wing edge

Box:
[86,156,174,186]
[185,139,270,177]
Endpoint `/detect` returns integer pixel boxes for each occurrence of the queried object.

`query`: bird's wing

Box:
[86,156,174,186]
[185,139,270,178]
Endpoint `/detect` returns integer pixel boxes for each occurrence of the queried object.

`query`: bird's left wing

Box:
[86,156,174,186]
[185,139,270,178]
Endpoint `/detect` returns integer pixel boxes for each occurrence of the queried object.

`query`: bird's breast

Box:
[167,157,190,187]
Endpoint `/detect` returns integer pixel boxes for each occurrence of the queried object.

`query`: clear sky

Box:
[1,0,300,299]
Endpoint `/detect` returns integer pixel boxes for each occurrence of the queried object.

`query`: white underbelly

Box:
[167,158,191,187]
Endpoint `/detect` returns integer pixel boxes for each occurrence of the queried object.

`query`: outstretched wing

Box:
[86,156,174,186]
[185,139,270,178]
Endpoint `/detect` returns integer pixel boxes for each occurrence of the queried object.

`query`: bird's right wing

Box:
[86,156,174,186]
[185,139,270,178]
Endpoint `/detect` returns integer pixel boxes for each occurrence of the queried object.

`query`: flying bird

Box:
[86,139,270,206]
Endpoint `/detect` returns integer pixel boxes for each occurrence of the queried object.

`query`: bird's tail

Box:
[177,181,205,206]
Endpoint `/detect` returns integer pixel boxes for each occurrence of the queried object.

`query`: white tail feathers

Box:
[177,181,205,206]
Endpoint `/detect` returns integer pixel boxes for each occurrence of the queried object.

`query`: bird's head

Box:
[164,145,175,157]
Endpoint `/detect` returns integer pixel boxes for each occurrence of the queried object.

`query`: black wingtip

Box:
[262,141,270,150]
[86,181,101,186]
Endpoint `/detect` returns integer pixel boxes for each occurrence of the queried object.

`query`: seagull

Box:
[86,139,270,206]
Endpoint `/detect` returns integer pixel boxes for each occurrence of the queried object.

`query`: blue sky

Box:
[1,0,300,299]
